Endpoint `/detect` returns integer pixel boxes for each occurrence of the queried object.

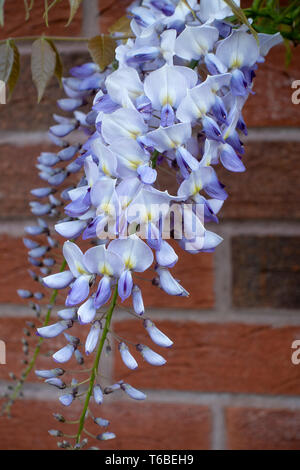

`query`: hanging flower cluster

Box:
[16,0,282,449]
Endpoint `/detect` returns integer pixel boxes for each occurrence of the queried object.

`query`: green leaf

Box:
[44,0,61,27]
[46,38,63,86]
[283,38,292,67]
[7,41,20,98]
[224,0,259,43]
[88,35,117,71]
[24,0,34,21]
[31,37,56,103]
[108,15,132,35]
[0,41,14,83]
[66,0,82,27]
[0,0,5,27]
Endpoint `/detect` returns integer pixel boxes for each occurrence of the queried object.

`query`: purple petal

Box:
[66,275,90,307]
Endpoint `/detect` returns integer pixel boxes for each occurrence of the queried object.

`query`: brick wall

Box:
[0,0,300,451]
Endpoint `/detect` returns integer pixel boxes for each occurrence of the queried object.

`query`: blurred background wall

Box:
[0,0,300,450]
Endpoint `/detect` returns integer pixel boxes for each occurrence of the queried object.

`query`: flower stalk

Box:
[75,285,118,445]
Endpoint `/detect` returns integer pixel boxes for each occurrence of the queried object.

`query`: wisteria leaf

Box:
[66,0,82,27]
[0,0,5,27]
[24,0,34,21]
[44,0,62,27]
[7,41,20,98]
[223,0,258,42]
[108,15,132,35]
[46,38,63,86]
[88,35,117,71]
[31,37,56,103]
[0,41,14,83]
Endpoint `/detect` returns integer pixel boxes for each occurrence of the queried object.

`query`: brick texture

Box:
[220,141,300,220]
[0,399,211,450]
[99,0,132,33]
[0,144,55,219]
[114,320,300,395]
[0,0,82,39]
[232,236,300,309]
[226,408,300,450]
[244,45,300,127]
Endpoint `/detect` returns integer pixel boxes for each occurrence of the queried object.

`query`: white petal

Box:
[137,344,166,366]
[84,245,125,278]
[63,241,88,277]
[53,344,74,363]
[144,319,173,348]
[85,321,102,355]
[119,342,138,370]
[55,220,86,238]
[108,235,153,273]
[43,271,74,289]
[121,383,146,401]
[101,108,147,145]
[216,31,259,69]
[175,25,219,61]
[37,321,70,339]
[78,297,96,324]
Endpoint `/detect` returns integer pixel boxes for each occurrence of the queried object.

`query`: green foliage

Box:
[31,37,56,102]
[245,0,300,45]
[223,0,259,41]
[66,0,82,27]
[88,35,117,71]
[0,0,5,27]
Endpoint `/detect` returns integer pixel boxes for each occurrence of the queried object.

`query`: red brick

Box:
[0,144,54,218]
[0,398,211,450]
[244,45,300,127]
[226,408,300,450]
[114,320,300,395]
[0,235,47,304]
[232,236,300,309]
[220,141,300,220]
[99,0,132,33]
[0,1,82,39]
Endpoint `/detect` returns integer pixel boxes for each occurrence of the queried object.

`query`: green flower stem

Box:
[151,150,159,169]
[75,285,118,445]
[1,258,67,415]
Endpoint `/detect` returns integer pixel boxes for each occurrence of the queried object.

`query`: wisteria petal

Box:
[53,344,75,363]
[136,344,166,366]
[108,235,154,273]
[55,220,86,239]
[85,321,102,355]
[144,319,173,348]
[37,320,71,339]
[119,342,138,370]
[43,271,74,289]
[78,297,97,324]
[120,383,146,401]
[93,384,104,405]
[132,285,145,315]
